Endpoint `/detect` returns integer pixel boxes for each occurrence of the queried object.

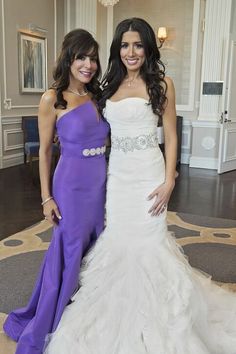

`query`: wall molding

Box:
[1,116,24,168]
[223,128,236,162]
[75,0,97,36]
[176,0,201,112]
[1,115,36,120]
[198,0,232,121]
[2,152,24,168]
[197,112,221,121]
[192,120,220,128]
[181,152,191,164]
[181,131,191,150]
[65,0,71,33]
[106,5,114,62]
[181,119,192,149]
[2,116,22,125]
[3,128,23,151]
[180,119,192,164]
[201,136,216,150]
[189,156,218,169]
[54,0,57,61]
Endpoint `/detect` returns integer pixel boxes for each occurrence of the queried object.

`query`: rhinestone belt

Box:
[82,145,106,157]
[111,132,159,153]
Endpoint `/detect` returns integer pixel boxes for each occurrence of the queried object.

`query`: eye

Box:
[75,55,86,61]
[120,43,128,49]
[90,56,97,62]
[135,43,143,49]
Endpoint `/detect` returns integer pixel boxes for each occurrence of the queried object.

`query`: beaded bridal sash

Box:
[111,132,159,153]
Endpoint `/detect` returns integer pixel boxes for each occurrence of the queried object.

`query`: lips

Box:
[126,59,139,65]
[79,71,93,78]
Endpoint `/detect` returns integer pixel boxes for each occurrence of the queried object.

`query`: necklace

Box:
[125,76,139,87]
[67,87,88,97]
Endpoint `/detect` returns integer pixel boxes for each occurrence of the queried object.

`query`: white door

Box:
[218,39,236,174]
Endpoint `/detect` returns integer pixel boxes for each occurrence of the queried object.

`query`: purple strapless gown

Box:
[3,101,110,354]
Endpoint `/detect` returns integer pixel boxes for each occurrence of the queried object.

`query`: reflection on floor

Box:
[169,166,236,220]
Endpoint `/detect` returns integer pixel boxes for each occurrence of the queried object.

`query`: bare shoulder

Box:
[164,76,175,102]
[164,76,175,91]
[38,89,57,124]
[40,89,57,106]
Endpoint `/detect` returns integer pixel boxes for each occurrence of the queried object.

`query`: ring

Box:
[44,217,47,220]
[163,204,167,209]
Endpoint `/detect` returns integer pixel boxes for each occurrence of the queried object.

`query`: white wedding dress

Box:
[44,98,236,354]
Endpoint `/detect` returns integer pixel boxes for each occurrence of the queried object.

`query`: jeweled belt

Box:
[111,133,159,153]
[82,145,106,157]
[60,141,106,158]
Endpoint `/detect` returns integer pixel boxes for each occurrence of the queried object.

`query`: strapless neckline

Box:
[56,100,93,126]
[107,97,149,104]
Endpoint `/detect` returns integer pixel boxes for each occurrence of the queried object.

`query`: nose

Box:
[84,57,92,68]
[127,45,135,57]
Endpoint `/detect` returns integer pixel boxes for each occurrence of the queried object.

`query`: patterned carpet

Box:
[1,211,236,353]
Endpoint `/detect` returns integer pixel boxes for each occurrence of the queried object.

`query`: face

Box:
[120,31,145,73]
[69,51,98,85]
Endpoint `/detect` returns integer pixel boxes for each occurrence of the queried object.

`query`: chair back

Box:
[22,116,39,143]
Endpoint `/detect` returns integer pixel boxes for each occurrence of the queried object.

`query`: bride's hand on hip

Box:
[147,181,175,216]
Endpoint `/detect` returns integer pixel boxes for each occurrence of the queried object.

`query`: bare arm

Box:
[38,89,61,224]
[162,77,177,186]
[148,77,177,216]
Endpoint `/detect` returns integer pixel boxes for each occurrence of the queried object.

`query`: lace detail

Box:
[111,133,158,153]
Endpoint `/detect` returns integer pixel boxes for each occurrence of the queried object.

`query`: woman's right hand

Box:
[43,199,62,226]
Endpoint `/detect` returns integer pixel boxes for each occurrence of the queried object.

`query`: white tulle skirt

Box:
[44,148,236,354]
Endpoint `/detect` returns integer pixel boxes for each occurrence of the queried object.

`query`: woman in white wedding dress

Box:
[44,18,236,354]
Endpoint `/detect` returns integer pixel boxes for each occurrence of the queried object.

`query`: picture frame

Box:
[18,31,47,93]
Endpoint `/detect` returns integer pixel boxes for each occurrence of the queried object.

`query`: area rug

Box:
[1,211,236,353]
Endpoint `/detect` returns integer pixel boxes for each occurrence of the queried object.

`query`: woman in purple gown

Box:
[3,29,109,354]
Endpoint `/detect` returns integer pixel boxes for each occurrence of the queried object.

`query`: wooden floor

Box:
[0,164,42,241]
[0,163,236,241]
[170,165,236,220]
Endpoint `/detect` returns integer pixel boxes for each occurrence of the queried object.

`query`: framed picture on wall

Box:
[18,31,47,93]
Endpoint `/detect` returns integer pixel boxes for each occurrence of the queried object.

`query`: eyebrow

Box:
[75,53,97,58]
[121,41,142,43]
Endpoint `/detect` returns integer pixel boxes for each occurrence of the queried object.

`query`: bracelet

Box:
[41,196,53,206]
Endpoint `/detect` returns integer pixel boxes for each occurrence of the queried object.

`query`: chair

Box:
[22,116,60,172]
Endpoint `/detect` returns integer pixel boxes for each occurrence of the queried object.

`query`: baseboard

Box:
[180,153,190,164]
[2,153,24,168]
[189,156,218,169]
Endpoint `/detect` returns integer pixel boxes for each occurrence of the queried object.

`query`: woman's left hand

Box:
[147,180,175,216]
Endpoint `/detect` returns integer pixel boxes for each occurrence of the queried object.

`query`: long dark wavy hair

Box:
[100,18,167,116]
[52,29,102,109]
